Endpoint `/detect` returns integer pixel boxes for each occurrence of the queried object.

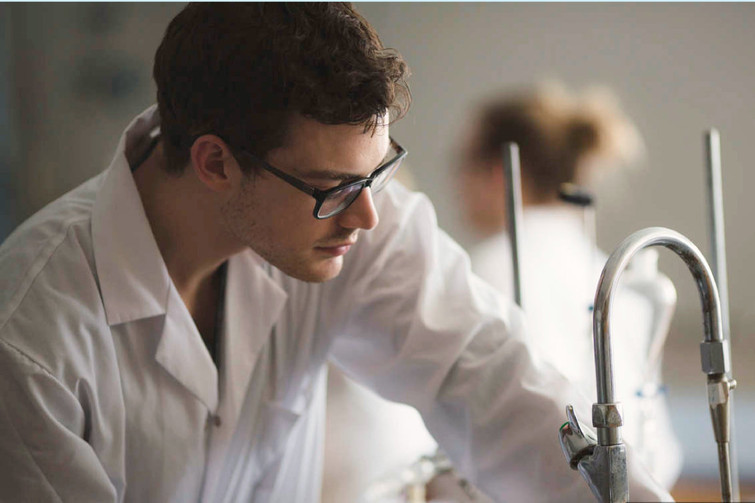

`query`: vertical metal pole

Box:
[705,130,731,354]
[704,128,740,501]
[503,142,525,309]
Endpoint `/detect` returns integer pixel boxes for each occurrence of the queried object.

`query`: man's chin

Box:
[281,256,344,283]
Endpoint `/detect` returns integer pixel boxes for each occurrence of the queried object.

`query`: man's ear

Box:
[190,134,239,192]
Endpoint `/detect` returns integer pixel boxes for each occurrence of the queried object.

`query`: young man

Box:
[0,4,672,502]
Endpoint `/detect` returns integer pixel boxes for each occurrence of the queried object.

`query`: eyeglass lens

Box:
[316,156,404,218]
[318,183,364,218]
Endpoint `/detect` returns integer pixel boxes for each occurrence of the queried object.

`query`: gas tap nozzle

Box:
[560,405,629,503]
[559,405,597,469]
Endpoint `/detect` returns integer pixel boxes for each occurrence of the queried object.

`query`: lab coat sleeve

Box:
[0,339,118,503]
[325,184,672,502]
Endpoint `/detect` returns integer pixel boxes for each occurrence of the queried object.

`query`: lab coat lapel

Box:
[92,106,171,326]
[221,251,288,428]
[93,105,219,412]
[155,283,219,413]
[200,252,287,503]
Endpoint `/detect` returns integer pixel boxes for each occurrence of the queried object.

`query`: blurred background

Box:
[1,2,754,501]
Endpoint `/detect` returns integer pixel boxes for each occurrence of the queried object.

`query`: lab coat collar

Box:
[92,105,290,415]
[156,286,219,412]
[224,250,287,407]
[92,105,170,326]
[200,250,288,494]
[92,105,221,410]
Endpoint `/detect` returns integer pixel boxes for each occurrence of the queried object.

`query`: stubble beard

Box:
[219,186,348,283]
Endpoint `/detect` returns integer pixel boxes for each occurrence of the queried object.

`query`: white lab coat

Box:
[0,106,673,502]
[322,366,439,503]
[471,207,684,490]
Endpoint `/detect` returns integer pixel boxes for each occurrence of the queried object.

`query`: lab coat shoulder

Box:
[469,233,513,297]
[324,181,519,412]
[0,174,122,502]
[335,181,438,283]
[332,181,489,301]
[0,172,114,383]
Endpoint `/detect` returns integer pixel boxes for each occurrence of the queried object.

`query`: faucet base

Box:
[577,444,628,503]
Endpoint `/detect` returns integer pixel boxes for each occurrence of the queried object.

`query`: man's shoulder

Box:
[1,171,104,262]
[331,182,442,289]
[0,174,109,374]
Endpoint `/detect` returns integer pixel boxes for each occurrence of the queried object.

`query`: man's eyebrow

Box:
[293,169,361,182]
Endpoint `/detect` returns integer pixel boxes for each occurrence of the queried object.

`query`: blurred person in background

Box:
[456,82,683,490]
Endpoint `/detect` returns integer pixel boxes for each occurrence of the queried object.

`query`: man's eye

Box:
[311,181,345,191]
[301,177,338,191]
[325,179,362,192]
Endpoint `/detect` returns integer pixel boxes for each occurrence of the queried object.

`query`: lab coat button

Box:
[207,414,222,428]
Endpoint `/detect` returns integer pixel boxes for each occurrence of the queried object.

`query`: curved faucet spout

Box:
[593,226,736,502]
[594,227,725,406]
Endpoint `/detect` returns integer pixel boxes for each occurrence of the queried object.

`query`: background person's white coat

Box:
[471,206,684,489]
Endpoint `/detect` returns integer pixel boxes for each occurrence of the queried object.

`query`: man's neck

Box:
[132,141,238,308]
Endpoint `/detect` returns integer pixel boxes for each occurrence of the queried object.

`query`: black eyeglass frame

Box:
[235,137,407,219]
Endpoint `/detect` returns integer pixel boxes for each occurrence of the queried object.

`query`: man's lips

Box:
[315,239,357,257]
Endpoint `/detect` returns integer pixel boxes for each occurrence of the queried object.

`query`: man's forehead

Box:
[293,139,392,181]
[273,115,391,178]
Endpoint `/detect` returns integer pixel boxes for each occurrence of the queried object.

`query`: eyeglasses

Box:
[235,137,407,219]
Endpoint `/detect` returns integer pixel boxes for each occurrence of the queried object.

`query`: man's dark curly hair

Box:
[153,2,411,174]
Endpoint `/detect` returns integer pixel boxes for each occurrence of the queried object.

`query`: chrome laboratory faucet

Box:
[559,226,737,503]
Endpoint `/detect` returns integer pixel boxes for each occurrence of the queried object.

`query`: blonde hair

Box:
[469,81,644,202]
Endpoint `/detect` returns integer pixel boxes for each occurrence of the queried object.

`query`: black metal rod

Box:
[503,142,524,309]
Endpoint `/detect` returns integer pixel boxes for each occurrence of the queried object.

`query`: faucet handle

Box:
[566,404,586,436]
[559,405,597,469]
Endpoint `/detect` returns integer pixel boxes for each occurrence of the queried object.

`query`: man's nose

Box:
[337,187,379,231]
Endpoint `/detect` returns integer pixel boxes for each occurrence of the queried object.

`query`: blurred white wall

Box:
[5,3,181,218]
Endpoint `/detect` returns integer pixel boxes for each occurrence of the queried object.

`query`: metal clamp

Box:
[700,339,730,375]
[592,403,624,430]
